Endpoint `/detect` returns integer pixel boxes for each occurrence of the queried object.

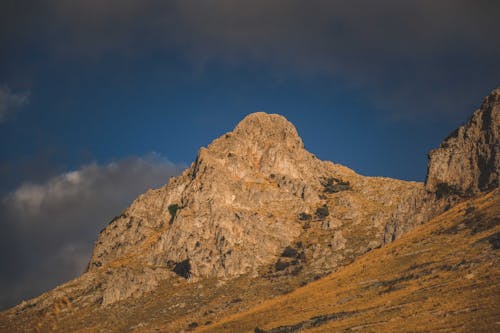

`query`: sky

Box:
[1,0,499,310]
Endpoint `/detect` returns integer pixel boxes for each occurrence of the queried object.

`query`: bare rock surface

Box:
[83,112,437,305]
[426,88,500,197]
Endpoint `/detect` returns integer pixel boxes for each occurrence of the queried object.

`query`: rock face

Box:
[88,113,322,277]
[426,88,500,197]
[86,112,435,305]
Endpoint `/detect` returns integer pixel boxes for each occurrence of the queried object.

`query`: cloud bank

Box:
[2,0,498,120]
[0,155,184,310]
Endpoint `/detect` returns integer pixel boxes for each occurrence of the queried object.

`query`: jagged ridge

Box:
[426,88,499,196]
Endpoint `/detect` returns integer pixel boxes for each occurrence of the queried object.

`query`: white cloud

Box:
[0,155,184,309]
[0,85,30,123]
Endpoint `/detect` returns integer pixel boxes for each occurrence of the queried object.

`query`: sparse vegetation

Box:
[168,204,180,225]
[281,246,298,258]
[435,182,459,199]
[275,260,290,271]
[173,259,191,279]
[321,177,352,193]
[298,212,312,221]
[315,205,329,219]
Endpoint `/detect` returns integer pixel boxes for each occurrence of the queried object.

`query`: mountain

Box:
[0,89,498,332]
[86,111,438,306]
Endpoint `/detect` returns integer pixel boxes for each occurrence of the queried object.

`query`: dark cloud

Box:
[0,85,30,123]
[173,1,500,120]
[0,155,184,310]
[2,1,498,120]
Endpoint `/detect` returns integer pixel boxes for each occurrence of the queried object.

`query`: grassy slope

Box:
[195,189,500,333]
[1,191,497,333]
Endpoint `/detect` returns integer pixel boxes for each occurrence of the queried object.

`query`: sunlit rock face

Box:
[89,113,321,277]
[426,88,499,197]
[86,112,440,305]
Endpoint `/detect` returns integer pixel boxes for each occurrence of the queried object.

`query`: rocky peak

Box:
[231,112,303,149]
[425,88,499,197]
[199,112,309,179]
[87,113,325,282]
[83,111,437,306]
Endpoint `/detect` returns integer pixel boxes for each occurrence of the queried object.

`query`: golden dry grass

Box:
[2,191,498,333]
[195,190,500,333]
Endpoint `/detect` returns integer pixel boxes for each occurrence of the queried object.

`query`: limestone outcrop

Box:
[426,88,500,197]
[84,112,438,305]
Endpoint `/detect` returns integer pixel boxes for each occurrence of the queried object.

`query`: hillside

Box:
[0,88,498,332]
[198,189,500,333]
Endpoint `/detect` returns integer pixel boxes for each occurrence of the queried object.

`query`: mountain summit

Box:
[86,110,445,306]
[1,89,499,332]
[230,112,304,149]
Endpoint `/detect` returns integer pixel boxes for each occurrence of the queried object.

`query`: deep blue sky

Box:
[0,0,499,309]
[1,0,499,188]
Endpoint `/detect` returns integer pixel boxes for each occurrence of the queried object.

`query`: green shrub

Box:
[435,182,459,199]
[322,177,352,193]
[173,259,191,278]
[298,212,312,221]
[168,203,179,225]
[281,246,298,258]
[315,205,329,219]
[275,259,290,271]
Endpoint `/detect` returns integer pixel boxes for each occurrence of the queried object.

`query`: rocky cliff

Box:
[86,112,436,305]
[426,88,499,197]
